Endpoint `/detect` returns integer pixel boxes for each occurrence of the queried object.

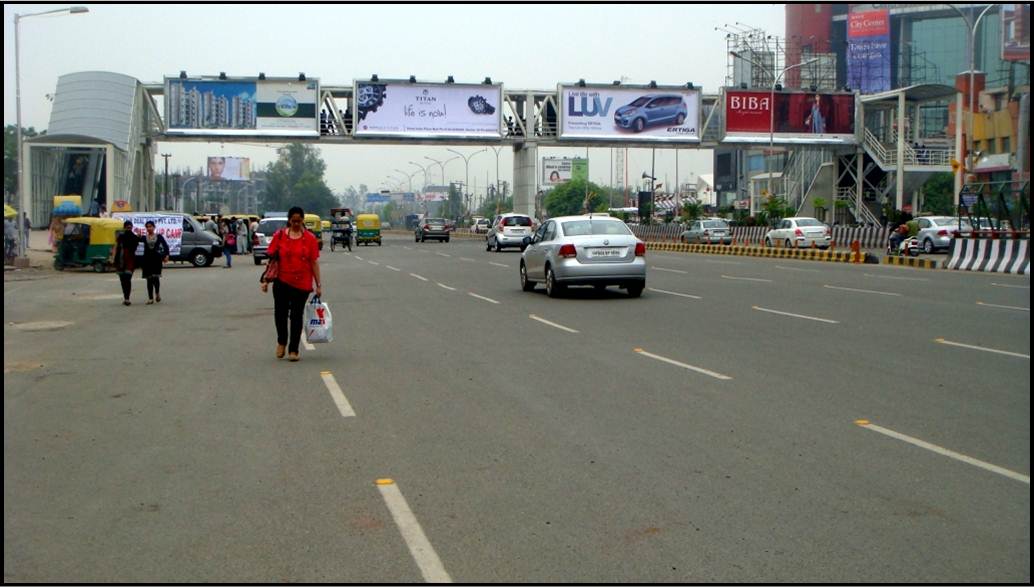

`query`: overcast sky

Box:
[3,3,785,195]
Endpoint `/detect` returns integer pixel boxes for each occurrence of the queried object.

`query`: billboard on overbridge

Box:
[558,85,701,143]
[353,81,503,139]
[165,76,319,136]
[723,89,857,144]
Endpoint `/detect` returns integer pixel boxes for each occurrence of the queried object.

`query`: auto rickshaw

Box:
[355,214,382,246]
[53,217,124,272]
[303,213,324,250]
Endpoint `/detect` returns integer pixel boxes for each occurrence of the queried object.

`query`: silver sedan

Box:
[519,215,647,298]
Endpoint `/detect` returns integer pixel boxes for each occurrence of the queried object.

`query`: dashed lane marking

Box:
[721,275,773,283]
[488,262,509,268]
[990,282,1029,289]
[648,288,702,300]
[863,273,930,282]
[437,282,456,291]
[436,252,451,258]
[633,348,732,381]
[752,306,839,324]
[320,371,356,418]
[653,267,688,274]
[459,257,476,262]
[375,479,452,582]
[468,292,500,304]
[368,260,380,266]
[409,273,429,282]
[302,331,316,351]
[528,314,579,333]
[775,265,819,273]
[823,284,900,297]
[934,338,1029,359]
[854,420,1029,484]
[385,265,401,272]
[976,301,1029,312]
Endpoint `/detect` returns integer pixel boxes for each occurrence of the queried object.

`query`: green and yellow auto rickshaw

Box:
[53,217,124,272]
[355,214,382,246]
[303,213,324,250]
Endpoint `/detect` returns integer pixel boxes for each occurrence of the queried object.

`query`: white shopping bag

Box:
[304,295,333,344]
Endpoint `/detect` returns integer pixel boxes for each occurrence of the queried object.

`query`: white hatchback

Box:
[764,217,831,249]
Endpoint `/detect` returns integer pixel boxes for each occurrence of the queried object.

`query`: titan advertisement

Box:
[723,90,857,144]
[352,82,503,138]
[207,157,251,181]
[165,77,319,136]
[847,9,891,94]
[558,86,701,142]
[542,158,588,184]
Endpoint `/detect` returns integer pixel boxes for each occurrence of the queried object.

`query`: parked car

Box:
[114,212,222,267]
[520,214,646,298]
[764,217,831,249]
[916,216,973,253]
[472,218,490,234]
[681,219,732,244]
[253,217,288,264]
[487,213,536,252]
[415,217,450,243]
[613,94,688,133]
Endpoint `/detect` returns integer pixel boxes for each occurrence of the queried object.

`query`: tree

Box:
[813,197,828,222]
[921,172,955,215]
[762,195,790,225]
[543,179,608,217]
[4,125,43,201]
[261,143,338,215]
[680,202,703,224]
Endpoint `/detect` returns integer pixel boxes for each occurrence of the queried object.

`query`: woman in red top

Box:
[265,207,322,361]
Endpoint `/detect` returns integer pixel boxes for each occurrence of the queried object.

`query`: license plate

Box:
[590,248,621,258]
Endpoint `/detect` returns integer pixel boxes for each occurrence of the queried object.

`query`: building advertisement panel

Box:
[165,77,319,136]
[1001,4,1030,62]
[723,90,856,144]
[846,9,891,94]
[558,86,701,142]
[207,156,251,181]
[353,82,502,138]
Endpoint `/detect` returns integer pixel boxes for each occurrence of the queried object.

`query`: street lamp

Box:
[408,161,431,191]
[393,169,416,192]
[447,148,487,216]
[425,155,460,186]
[948,3,995,207]
[489,146,505,209]
[729,51,818,216]
[14,6,89,263]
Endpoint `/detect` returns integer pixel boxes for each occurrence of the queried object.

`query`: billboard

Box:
[1001,4,1030,62]
[165,77,319,136]
[353,82,502,138]
[723,90,857,144]
[542,158,588,184]
[113,213,184,256]
[847,9,891,94]
[365,193,391,204]
[559,85,701,142]
[207,156,251,181]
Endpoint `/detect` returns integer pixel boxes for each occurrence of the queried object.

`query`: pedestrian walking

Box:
[204,216,218,235]
[21,212,31,253]
[139,220,170,304]
[236,217,248,255]
[265,206,322,362]
[113,220,140,306]
[249,217,259,253]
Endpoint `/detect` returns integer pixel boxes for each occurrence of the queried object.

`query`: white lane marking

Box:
[320,371,356,418]
[701,259,742,265]
[823,284,901,297]
[976,301,1029,312]
[468,292,500,304]
[459,257,476,262]
[528,314,579,333]
[864,273,930,282]
[721,275,773,283]
[376,480,453,583]
[934,338,1029,359]
[991,282,1029,290]
[385,265,401,272]
[436,252,451,258]
[355,256,364,261]
[648,287,702,300]
[368,260,380,266]
[653,267,688,274]
[775,265,819,273]
[436,282,456,291]
[301,332,316,351]
[488,262,509,268]
[409,273,429,282]
[633,348,732,381]
[855,420,1030,485]
[402,246,412,250]
[752,306,839,324]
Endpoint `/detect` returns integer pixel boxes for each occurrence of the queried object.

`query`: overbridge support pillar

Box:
[513,141,537,217]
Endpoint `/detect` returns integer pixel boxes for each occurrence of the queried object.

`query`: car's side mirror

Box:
[523,236,533,246]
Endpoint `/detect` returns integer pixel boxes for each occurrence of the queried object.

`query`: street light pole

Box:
[447,148,486,217]
[949,4,995,199]
[14,6,89,263]
[490,146,504,210]
[161,153,171,210]
[393,169,415,193]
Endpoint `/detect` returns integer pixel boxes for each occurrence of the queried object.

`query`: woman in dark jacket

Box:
[139,220,170,304]
[114,220,140,306]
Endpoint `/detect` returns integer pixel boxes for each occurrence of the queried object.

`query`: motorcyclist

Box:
[888,222,909,254]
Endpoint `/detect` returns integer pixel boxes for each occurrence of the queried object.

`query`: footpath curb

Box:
[645,241,877,264]
[881,256,941,270]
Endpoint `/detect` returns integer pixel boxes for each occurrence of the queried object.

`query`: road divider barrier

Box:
[881,256,940,270]
[644,241,875,264]
[631,225,890,250]
[945,237,1030,275]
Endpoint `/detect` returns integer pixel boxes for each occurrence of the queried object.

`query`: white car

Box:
[916,216,972,253]
[471,218,490,234]
[487,213,537,252]
[764,217,831,249]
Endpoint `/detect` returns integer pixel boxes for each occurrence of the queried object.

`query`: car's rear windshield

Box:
[258,220,287,233]
[503,216,532,226]
[561,220,632,236]
[795,219,823,227]
[702,220,728,228]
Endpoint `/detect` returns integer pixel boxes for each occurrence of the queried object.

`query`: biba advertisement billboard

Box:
[353,82,502,138]
[165,76,319,136]
[559,85,700,142]
[723,90,857,144]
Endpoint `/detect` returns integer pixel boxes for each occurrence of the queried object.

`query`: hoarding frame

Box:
[720,87,860,146]
[164,75,320,137]
[351,79,504,140]
[556,83,702,143]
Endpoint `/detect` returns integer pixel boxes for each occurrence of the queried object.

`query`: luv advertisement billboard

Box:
[166,77,319,136]
[847,9,891,94]
[724,90,857,144]
[559,86,700,142]
[353,82,502,138]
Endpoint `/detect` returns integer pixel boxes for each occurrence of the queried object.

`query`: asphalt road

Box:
[4,233,1030,582]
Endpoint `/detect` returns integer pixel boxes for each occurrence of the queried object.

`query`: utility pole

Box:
[161,153,171,210]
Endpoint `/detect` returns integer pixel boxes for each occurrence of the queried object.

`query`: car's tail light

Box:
[702,230,710,237]
[937,229,948,237]
[424,224,430,230]
[825,227,831,236]
[635,242,646,256]
[794,228,804,237]
[558,244,577,258]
